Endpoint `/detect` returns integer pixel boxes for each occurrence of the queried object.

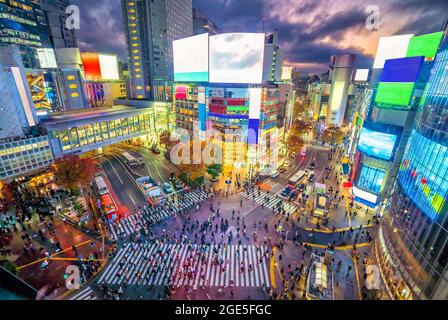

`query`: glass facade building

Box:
[0,135,53,179]
[374,33,448,300]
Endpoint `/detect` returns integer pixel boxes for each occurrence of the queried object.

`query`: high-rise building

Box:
[121,0,193,99]
[0,0,52,69]
[327,54,356,127]
[40,0,78,49]
[262,31,283,82]
[193,8,220,35]
[0,46,37,140]
[372,29,448,300]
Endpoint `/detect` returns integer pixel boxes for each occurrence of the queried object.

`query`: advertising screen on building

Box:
[373,34,414,69]
[281,67,293,80]
[353,186,378,205]
[98,54,119,80]
[380,56,423,83]
[407,31,444,60]
[357,127,398,160]
[173,33,209,82]
[354,69,369,81]
[81,52,102,80]
[375,82,415,107]
[36,48,57,68]
[81,52,119,81]
[209,33,265,84]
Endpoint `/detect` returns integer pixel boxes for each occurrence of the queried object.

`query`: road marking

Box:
[17,240,91,270]
[303,242,371,250]
[109,160,124,184]
[352,256,362,300]
[270,247,277,289]
[129,194,136,205]
[303,225,376,234]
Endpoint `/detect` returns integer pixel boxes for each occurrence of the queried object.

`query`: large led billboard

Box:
[81,52,119,81]
[98,54,119,80]
[357,127,398,160]
[81,52,102,80]
[407,31,443,60]
[281,67,293,80]
[353,186,378,205]
[375,82,415,106]
[36,48,58,68]
[209,33,265,84]
[380,56,423,83]
[373,34,414,69]
[173,33,209,82]
[354,69,369,82]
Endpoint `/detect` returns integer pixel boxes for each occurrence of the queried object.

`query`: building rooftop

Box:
[40,105,152,129]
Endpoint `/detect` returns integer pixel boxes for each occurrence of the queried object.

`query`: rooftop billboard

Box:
[373,34,414,69]
[173,33,209,82]
[209,33,265,84]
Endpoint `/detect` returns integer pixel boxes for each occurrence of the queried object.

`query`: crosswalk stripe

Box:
[95,243,270,288]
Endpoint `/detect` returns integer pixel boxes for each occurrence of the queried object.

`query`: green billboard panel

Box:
[375,82,415,107]
[407,32,444,60]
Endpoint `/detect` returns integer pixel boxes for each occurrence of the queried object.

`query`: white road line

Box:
[129,194,136,205]
[109,160,124,184]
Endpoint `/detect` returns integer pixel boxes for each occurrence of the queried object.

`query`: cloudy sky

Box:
[72,0,447,74]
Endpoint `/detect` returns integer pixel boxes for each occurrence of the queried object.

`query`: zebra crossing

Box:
[240,188,298,215]
[69,287,97,300]
[108,190,212,241]
[96,243,271,288]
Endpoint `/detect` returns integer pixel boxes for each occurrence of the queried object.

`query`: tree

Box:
[207,164,223,179]
[290,119,312,136]
[52,155,96,191]
[321,126,344,145]
[286,134,305,154]
[0,181,15,203]
[159,130,179,151]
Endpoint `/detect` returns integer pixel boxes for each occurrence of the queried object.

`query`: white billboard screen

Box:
[281,67,293,80]
[209,33,265,84]
[37,48,57,68]
[373,34,414,69]
[354,69,369,81]
[173,33,209,82]
[98,54,119,80]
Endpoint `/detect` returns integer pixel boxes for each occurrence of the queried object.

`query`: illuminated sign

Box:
[209,33,265,84]
[281,67,293,80]
[375,82,415,106]
[407,31,444,60]
[173,33,209,82]
[373,34,414,69]
[98,54,119,80]
[357,126,398,160]
[354,69,369,82]
[81,52,119,80]
[353,186,378,205]
[37,48,58,69]
[380,56,424,83]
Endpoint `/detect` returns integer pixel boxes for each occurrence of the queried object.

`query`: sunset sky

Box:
[72,0,448,74]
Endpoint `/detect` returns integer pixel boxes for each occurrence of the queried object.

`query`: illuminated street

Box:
[1,0,448,306]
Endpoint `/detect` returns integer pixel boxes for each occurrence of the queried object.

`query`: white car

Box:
[270,170,280,178]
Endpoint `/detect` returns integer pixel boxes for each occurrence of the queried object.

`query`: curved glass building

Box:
[374,31,448,300]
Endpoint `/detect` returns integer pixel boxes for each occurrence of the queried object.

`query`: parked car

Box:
[309,174,315,183]
[151,145,161,154]
[270,170,280,178]
[278,167,287,173]
[281,187,292,197]
[162,182,173,194]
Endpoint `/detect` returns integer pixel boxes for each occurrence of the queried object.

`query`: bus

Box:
[94,176,109,195]
[288,170,307,188]
[122,151,143,167]
[100,193,118,215]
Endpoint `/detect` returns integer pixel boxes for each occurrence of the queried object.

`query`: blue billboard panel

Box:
[380,56,424,83]
[248,119,259,145]
[357,127,398,161]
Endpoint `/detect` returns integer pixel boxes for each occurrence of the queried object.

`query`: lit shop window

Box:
[137,95,144,99]
[132,49,139,53]
[134,62,140,66]
[71,92,79,97]
[136,74,141,78]
[132,43,138,47]
[67,75,75,80]
[132,37,138,41]
[137,86,142,90]
[69,84,77,89]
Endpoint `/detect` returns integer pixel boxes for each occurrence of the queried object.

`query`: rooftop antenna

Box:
[262,18,266,33]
